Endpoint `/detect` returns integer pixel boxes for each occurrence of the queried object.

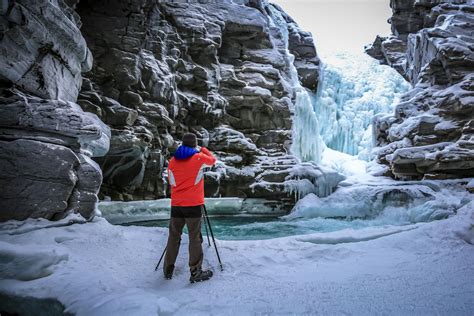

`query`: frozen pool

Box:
[99,181,471,240]
[121,214,421,240]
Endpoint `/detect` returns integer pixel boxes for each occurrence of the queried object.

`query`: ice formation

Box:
[314,52,410,159]
[287,180,471,224]
[98,197,288,224]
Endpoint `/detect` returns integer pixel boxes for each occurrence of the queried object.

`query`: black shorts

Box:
[170,205,203,218]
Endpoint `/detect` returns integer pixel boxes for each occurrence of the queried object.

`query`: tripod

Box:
[155,204,224,272]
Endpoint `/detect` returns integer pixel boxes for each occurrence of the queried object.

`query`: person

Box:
[163,132,217,283]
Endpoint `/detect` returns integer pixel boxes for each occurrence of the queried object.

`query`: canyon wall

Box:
[0,0,330,221]
[72,0,331,209]
[366,0,474,179]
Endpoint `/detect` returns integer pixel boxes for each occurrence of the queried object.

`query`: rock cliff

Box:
[74,0,327,208]
[366,0,474,179]
[0,0,110,221]
[0,0,327,221]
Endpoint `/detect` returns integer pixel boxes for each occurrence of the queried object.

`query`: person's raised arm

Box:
[197,147,216,167]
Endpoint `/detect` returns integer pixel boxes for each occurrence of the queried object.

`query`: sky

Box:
[271,0,392,54]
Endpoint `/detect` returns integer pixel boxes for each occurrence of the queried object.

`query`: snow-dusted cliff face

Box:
[0,0,325,220]
[74,0,329,207]
[366,0,474,179]
[0,0,110,221]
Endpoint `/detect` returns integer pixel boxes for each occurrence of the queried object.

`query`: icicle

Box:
[290,89,322,163]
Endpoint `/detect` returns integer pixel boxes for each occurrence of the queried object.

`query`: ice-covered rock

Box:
[367,1,474,179]
[249,155,344,209]
[365,35,408,79]
[270,3,320,90]
[0,90,110,156]
[0,139,104,221]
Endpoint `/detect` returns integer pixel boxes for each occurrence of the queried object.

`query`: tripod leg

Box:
[155,246,167,271]
[203,204,224,271]
[202,212,211,247]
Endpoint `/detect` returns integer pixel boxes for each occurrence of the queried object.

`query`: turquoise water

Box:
[122,215,410,240]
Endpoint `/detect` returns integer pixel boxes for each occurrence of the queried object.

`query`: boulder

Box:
[0,139,102,221]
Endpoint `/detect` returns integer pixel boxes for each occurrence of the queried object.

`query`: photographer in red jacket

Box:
[164,133,216,283]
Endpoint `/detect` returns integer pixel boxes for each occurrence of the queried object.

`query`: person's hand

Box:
[196,146,201,152]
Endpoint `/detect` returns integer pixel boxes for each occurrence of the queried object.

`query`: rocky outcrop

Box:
[272,4,320,90]
[367,1,474,179]
[365,35,407,78]
[73,0,325,207]
[0,0,110,221]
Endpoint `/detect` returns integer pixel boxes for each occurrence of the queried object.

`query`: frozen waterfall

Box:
[314,52,410,159]
[287,52,409,165]
[267,4,323,163]
[268,5,409,165]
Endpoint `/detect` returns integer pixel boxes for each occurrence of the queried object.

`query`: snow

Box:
[1,198,473,315]
[387,141,454,163]
[435,120,458,131]
[295,224,418,245]
[211,126,261,154]
[287,180,471,222]
[320,145,367,177]
[468,178,474,191]
[0,240,68,281]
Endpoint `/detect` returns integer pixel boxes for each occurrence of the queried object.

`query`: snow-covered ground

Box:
[1,197,473,315]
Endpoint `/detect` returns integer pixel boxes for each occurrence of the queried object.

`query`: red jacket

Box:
[168,147,217,206]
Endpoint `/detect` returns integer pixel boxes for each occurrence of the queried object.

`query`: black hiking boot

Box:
[164,264,174,280]
[189,268,213,283]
